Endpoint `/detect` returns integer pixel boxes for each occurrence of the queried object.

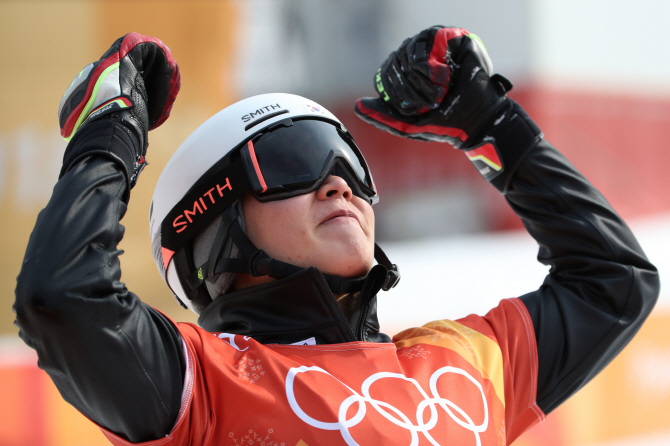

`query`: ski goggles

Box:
[160,117,378,253]
[241,118,378,205]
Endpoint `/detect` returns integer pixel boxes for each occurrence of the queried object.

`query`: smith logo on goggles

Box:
[161,157,248,253]
[172,177,235,234]
[160,117,378,254]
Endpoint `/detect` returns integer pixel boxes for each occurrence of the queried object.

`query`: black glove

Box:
[354,26,513,150]
[58,32,180,188]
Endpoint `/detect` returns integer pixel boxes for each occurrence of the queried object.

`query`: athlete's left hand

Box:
[354,26,512,150]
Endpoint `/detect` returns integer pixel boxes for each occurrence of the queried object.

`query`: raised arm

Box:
[13,34,185,442]
[355,26,659,414]
[506,121,659,413]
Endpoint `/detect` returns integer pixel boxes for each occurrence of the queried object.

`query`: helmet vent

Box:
[244,109,289,131]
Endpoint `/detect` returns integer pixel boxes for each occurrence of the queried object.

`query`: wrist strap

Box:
[464,100,542,193]
[59,119,142,202]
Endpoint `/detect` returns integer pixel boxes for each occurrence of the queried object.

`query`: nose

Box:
[316,175,352,201]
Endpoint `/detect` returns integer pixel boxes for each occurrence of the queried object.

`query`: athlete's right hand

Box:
[58,33,180,187]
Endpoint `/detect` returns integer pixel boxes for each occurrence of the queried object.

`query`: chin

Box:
[321,264,371,279]
[319,251,374,278]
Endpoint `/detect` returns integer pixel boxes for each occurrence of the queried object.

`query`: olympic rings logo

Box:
[285,365,489,446]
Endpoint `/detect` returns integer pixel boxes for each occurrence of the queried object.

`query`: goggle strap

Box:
[161,156,249,253]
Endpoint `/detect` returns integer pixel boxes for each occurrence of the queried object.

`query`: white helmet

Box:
[150,93,397,313]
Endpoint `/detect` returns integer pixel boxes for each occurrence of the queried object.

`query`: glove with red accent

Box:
[58,32,180,188]
[354,26,512,150]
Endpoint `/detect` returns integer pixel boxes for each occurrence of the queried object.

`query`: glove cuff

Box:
[59,119,145,202]
[463,100,542,193]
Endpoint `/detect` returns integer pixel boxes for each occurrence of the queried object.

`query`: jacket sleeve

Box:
[13,120,186,443]
[483,101,660,414]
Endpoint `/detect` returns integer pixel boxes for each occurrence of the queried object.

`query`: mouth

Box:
[321,209,359,225]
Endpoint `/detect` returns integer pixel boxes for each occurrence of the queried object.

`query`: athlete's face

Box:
[233,175,375,289]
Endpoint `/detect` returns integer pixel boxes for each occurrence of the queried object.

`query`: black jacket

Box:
[14,102,659,443]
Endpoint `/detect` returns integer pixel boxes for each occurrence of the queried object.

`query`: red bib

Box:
[102,298,543,446]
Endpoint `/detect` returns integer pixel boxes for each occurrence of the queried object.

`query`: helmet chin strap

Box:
[181,204,400,298]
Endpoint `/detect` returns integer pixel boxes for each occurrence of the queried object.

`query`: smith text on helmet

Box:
[241,103,283,122]
[173,178,233,234]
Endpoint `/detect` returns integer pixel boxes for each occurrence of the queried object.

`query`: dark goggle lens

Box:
[244,119,375,200]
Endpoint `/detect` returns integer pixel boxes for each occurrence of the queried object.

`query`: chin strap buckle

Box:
[382,264,400,291]
[249,249,272,277]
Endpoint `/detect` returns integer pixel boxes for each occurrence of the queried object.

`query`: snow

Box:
[377,212,670,335]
